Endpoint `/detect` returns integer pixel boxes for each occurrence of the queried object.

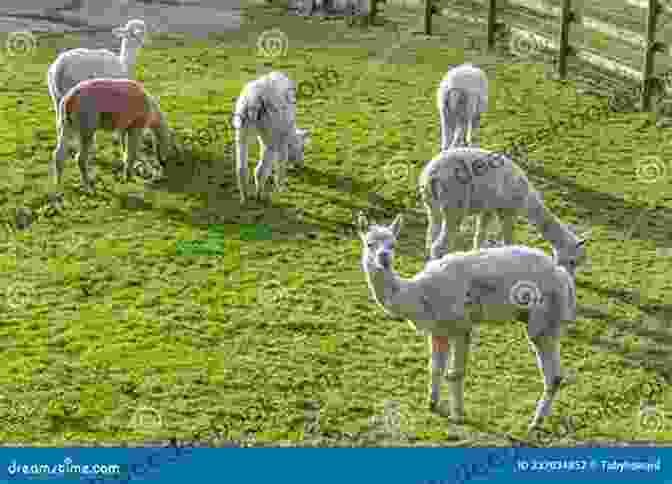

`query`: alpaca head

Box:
[355,212,403,272]
[113,19,148,47]
[553,234,589,278]
[288,128,311,164]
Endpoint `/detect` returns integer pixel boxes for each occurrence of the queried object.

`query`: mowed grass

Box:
[0,4,671,446]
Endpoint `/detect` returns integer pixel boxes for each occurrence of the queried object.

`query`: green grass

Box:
[0,3,671,446]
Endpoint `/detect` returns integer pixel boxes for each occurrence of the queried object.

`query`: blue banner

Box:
[0,447,667,483]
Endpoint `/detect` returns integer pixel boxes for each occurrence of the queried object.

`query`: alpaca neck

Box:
[364,263,402,310]
[526,192,578,249]
[119,39,139,75]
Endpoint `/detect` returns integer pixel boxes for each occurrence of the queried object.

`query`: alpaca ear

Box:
[390,214,403,237]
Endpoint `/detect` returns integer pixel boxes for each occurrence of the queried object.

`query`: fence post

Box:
[424,0,433,35]
[487,0,497,50]
[641,0,661,111]
[557,0,573,79]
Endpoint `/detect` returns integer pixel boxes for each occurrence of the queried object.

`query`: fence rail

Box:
[423,0,672,110]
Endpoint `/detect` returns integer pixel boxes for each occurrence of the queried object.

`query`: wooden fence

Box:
[422,0,672,111]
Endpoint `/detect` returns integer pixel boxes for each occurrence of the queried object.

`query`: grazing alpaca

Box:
[47,19,147,152]
[52,78,177,191]
[355,212,576,430]
[234,71,311,204]
[437,64,488,150]
[419,147,589,277]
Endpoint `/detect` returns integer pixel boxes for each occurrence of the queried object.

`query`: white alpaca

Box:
[47,19,148,152]
[234,71,311,204]
[438,64,488,150]
[419,147,589,277]
[355,212,576,431]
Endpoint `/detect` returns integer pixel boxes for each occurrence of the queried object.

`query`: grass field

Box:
[0,2,671,446]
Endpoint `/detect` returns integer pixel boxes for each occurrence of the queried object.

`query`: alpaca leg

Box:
[440,105,457,151]
[274,143,289,192]
[446,330,471,419]
[497,210,515,245]
[235,131,249,203]
[77,132,95,192]
[425,204,442,262]
[428,335,449,411]
[528,334,563,430]
[430,208,463,260]
[468,114,481,148]
[124,128,142,181]
[52,121,72,188]
[473,211,494,249]
[254,146,276,202]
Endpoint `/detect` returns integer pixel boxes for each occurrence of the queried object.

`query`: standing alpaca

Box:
[438,64,488,150]
[355,212,576,430]
[52,78,177,192]
[234,71,311,204]
[419,147,589,277]
[47,19,148,152]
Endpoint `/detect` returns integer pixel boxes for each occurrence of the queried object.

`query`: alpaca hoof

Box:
[429,400,452,418]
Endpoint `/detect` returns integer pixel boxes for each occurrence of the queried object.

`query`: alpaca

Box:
[437,64,488,150]
[355,212,576,430]
[47,19,147,152]
[234,71,311,204]
[419,147,589,277]
[52,78,178,192]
